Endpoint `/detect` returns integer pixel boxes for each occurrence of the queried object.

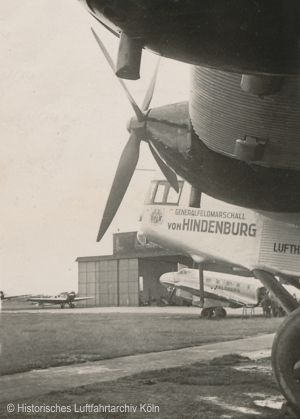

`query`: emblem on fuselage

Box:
[150,208,164,225]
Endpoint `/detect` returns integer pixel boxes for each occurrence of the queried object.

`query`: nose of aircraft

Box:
[160,272,176,287]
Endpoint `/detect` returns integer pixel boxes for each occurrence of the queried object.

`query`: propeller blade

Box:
[148,141,179,192]
[97,133,140,241]
[141,58,160,111]
[91,28,144,122]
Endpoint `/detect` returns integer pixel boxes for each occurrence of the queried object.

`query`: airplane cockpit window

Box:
[147,181,157,204]
[154,183,166,203]
[167,186,182,204]
[146,180,183,205]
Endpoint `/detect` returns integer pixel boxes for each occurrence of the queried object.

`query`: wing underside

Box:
[28,297,65,304]
[174,284,256,307]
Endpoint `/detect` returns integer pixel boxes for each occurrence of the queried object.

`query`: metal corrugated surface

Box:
[78,261,97,307]
[97,260,118,306]
[190,67,300,169]
[258,220,300,274]
[78,259,139,307]
[119,259,139,306]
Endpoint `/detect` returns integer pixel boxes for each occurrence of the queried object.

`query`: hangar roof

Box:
[76,231,191,264]
[76,248,189,263]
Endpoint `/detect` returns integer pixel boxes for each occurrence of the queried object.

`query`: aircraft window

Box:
[166,184,182,204]
[154,183,166,203]
[146,181,157,204]
[147,180,183,205]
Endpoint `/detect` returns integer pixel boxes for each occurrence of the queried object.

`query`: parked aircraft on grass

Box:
[28,292,93,309]
[160,267,300,318]
[160,268,265,318]
[78,1,300,414]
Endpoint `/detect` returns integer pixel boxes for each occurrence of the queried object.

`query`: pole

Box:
[199,263,205,308]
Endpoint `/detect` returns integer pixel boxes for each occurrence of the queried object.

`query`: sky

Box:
[0,0,189,294]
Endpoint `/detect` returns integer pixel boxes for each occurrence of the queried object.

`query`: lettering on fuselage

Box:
[213,283,240,293]
[168,218,256,237]
[175,209,246,219]
[273,242,300,255]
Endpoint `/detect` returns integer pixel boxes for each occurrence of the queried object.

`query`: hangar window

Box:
[146,180,183,205]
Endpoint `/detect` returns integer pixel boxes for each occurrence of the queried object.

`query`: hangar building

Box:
[76,231,190,307]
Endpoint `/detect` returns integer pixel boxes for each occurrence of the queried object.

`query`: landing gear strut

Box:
[272,307,300,417]
[253,269,300,416]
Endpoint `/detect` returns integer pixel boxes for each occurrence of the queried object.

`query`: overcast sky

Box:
[0,1,189,294]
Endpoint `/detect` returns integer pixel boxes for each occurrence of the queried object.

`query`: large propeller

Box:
[91,28,179,242]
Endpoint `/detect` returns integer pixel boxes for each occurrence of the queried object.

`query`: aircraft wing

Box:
[171,283,257,307]
[27,297,66,304]
[73,296,94,301]
[210,288,258,307]
[171,283,230,304]
[3,294,31,300]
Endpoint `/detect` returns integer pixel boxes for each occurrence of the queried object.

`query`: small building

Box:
[76,231,190,307]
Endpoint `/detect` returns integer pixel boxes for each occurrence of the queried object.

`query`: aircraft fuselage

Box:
[139,183,300,277]
[160,269,264,307]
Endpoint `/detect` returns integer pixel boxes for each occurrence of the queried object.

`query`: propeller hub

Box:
[127,116,146,139]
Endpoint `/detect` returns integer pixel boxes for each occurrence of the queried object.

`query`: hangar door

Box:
[97,260,119,306]
[78,260,119,306]
[119,259,139,306]
[78,261,97,307]
[78,258,139,306]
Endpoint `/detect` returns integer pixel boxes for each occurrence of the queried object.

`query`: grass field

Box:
[0,356,294,418]
[0,312,283,375]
